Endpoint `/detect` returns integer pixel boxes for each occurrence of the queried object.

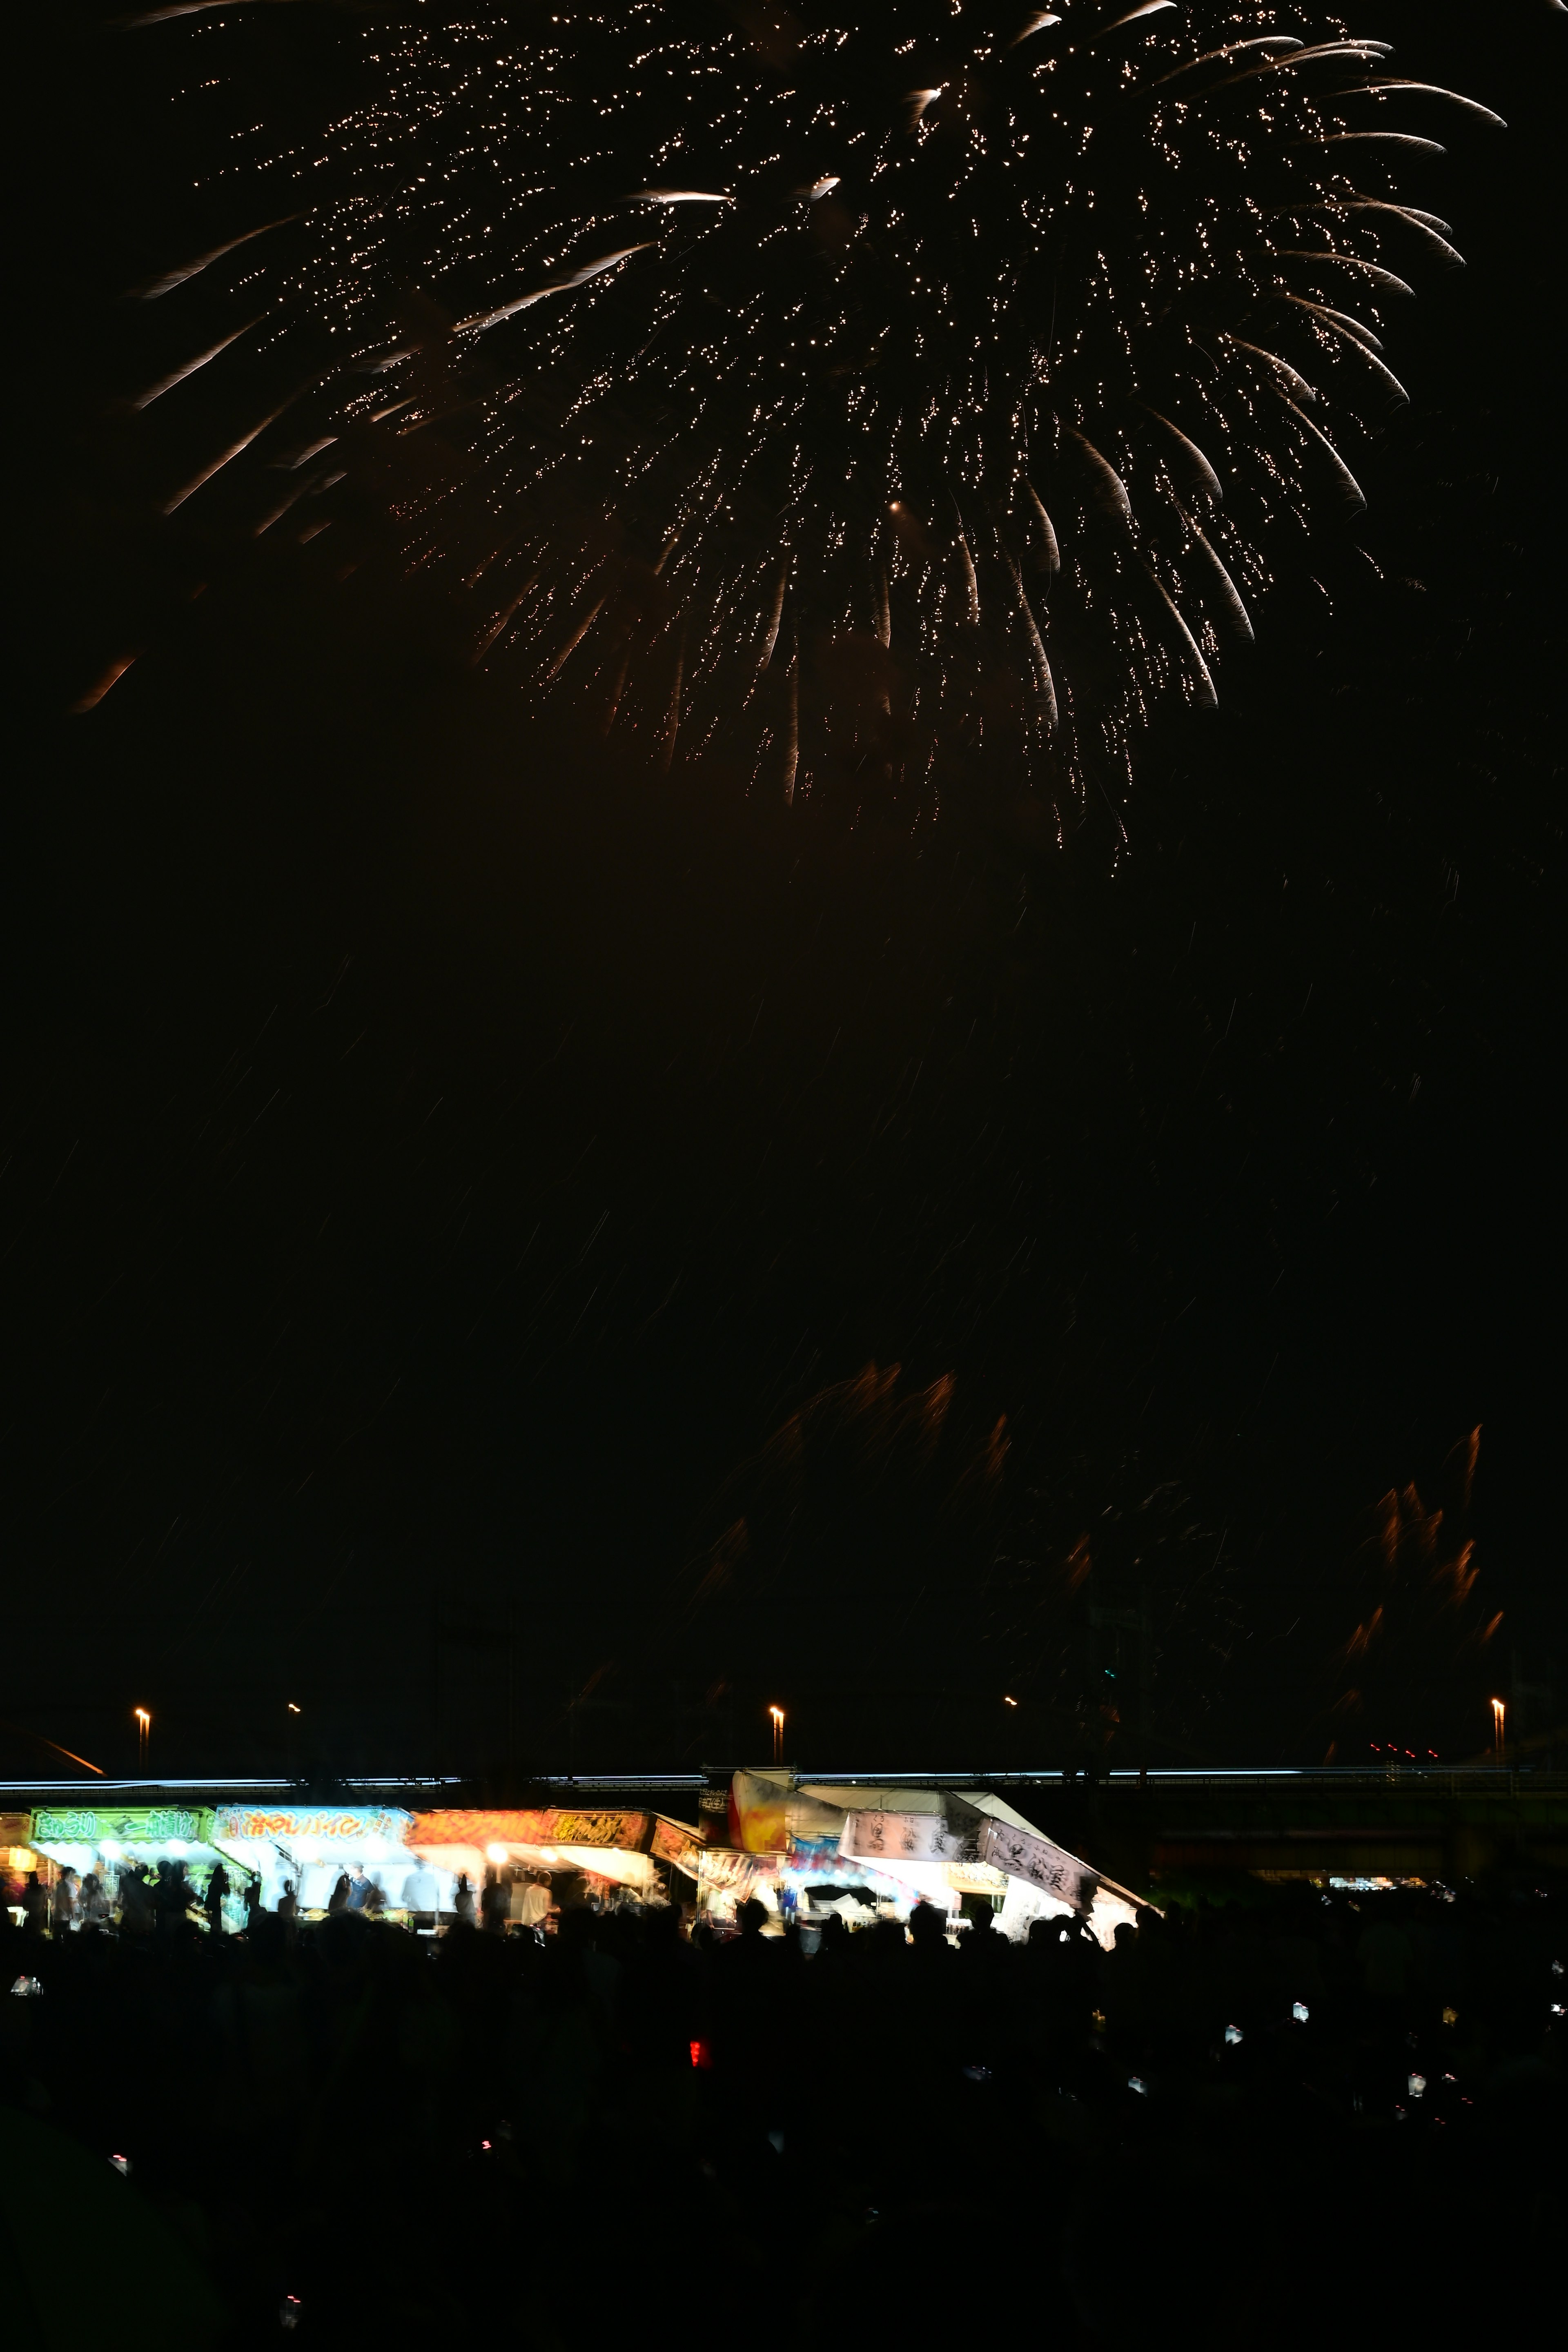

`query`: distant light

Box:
[1225,2024,1243,2046]
[1441,2007,1458,2025]
[1003,1695,1018,1708]
[287,1703,301,1715]
[100,1840,123,1862]
[1128,2076,1148,2095]
[1292,2002,1310,2023]
[1408,2072,1426,2098]
[134,1709,150,1728]
[109,2154,130,2176]
[486,1843,509,1866]
[167,1840,189,1858]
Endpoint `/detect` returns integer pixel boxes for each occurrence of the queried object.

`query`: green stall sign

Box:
[31,1806,215,1849]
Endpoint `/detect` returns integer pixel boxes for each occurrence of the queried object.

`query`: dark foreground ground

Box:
[2,1878,1562,2348]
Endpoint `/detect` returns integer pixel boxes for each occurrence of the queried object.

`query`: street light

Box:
[1491,1697,1506,1760]
[134,1708,150,1772]
[768,1704,785,1765]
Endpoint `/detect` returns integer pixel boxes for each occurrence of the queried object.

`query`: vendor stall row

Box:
[4,1779,1148,1945]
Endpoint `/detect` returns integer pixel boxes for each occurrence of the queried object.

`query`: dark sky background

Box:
[6,4,1563,1784]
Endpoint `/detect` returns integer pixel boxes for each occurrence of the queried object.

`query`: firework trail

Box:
[114,2,1500,830]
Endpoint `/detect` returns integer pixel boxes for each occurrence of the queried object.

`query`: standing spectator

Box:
[204,1861,231,1936]
[118,1862,155,1936]
[154,1860,190,1945]
[517,1872,551,1936]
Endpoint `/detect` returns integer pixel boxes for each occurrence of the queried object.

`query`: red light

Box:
[690,2039,712,2070]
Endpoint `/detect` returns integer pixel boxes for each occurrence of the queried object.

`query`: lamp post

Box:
[768,1705,785,1766]
[1491,1697,1506,1761]
[134,1708,150,1774]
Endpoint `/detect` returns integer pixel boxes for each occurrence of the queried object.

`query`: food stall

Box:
[409,1806,705,1918]
[209,1803,427,1919]
[27,1803,237,1925]
[701,1771,1148,1946]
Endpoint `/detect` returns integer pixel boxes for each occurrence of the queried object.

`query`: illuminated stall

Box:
[3,1812,41,1926]
[702,1772,1148,1947]
[409,1807,704,1915]
[209,1804,426,1919]
[27,1804,237,1923]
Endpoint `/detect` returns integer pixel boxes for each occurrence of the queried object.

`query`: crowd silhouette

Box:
[2,1871,1561,2345]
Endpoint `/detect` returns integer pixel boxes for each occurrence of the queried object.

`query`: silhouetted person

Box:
[278,1880,299,1945]
[908,1900,953,1964]
[154,1860,188,1944]
[454,1874,477,1928]
[205,1861,231,1935]
[51,1868,79,1933]
[21,1872,48,1936]
[118,1863,154,1936]
[327,1871,351,1916]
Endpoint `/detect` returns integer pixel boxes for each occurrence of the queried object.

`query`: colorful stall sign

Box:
[409,1809,651,1852]
[728,1772,846,1857]
[212,1806,412,1847]
[32,1806,214,1850]
[649,1816,705,1874]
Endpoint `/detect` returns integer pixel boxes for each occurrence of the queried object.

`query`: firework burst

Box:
[120,2,1499,832]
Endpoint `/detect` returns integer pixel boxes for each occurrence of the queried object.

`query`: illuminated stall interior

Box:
[209,1804,432,1918]
[409,1809,703,1915]
[705,1773,1147,1947]
[3,1811,42,1925]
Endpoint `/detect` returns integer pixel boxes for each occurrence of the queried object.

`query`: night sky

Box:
[7,3,1563,1782]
